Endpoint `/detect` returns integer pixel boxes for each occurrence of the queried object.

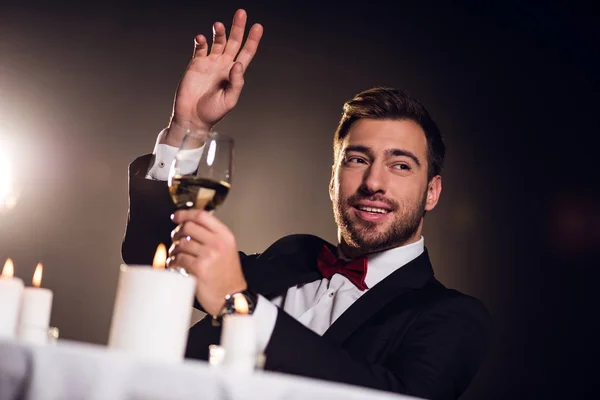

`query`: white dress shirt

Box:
[146,140,425,352]
[145,132,205,181]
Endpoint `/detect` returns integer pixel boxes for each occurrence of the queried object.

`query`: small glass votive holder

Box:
[208,344,266,371]
[47,326,60,345]
[208,344,225,366]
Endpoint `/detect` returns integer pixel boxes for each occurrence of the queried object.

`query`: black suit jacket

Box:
[122,155,492,400]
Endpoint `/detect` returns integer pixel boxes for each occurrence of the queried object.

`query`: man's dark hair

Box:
[333,87,445,181]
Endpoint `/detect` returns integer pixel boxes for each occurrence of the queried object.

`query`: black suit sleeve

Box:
[121,155,175,266]
[264,295,491,400]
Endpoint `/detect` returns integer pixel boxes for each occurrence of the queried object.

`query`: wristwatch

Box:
[212,289,258,326]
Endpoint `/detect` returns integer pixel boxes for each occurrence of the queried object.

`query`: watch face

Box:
[233,293,249,314]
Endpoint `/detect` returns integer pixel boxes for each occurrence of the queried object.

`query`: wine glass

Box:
[167,131,234,274]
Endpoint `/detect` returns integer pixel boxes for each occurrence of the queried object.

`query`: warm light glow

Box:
[0,145,17,211]
[233,294,249,314]
[152,243,167,270]
[206,139,217,167]
[1,258,14,278]
[32,263,43,287]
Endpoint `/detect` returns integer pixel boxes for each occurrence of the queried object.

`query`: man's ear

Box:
[329,165,336,202]
[425,175,442,212]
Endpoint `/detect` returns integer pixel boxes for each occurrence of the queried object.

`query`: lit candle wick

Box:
[152,244,167,270]
[1,258,14,278]
[32,263,43,287]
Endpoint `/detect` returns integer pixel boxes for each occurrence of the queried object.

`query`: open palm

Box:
[167,9,263,144]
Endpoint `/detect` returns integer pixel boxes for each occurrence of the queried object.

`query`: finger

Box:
[171,220,215,244]
[235,23,264,69]
[172,209,207,225]
[225,62,245,107]
[169,236,203,258]
[223,9,247,57]
[172,209,217,231]
[176,208,229,236]
[193,210,230,236]
[193,34,208,58]
[211,22,227,55]
[167,252,198,274]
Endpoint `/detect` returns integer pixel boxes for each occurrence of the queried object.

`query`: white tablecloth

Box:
[0,339,420,400]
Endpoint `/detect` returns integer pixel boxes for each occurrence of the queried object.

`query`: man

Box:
[122,9,491,400]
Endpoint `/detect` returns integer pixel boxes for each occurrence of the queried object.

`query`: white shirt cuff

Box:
[252,294,278,353]
[145,131,204,181]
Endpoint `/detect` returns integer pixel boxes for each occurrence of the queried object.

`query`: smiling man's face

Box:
[330,118,441,256]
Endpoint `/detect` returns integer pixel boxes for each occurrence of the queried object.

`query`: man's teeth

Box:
[358,206,390,214]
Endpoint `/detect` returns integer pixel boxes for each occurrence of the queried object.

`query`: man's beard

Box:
[333,189,427,255]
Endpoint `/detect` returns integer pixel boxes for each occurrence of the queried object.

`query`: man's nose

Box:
[361,163,387,194]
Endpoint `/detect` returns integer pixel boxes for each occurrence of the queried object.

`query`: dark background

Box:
[0,0,598,398]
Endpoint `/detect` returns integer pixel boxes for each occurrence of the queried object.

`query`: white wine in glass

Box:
[169,176,230,212]
[168,131,233,212]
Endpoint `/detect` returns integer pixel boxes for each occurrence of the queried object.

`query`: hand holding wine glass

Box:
[167,131,247,312]
[161,9,264,148]
[168,205,247,316]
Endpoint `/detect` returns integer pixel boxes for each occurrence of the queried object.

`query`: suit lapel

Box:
[246,256,321,300]
[322,249,434,346]
[242,234,331,299]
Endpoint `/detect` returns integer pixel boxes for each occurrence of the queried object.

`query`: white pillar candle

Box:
[108,261,196,363]
[17,264,54,344]
[220,314,257,373]
[0,259,24,339]
[17,326,50,344]
[18,263,53,344]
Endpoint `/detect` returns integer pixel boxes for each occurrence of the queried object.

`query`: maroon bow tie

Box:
[317,245,369,291]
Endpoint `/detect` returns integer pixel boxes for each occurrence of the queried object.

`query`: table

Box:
[0,339,420,400]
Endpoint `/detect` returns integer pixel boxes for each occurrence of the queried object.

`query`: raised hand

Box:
[162,9,263,147]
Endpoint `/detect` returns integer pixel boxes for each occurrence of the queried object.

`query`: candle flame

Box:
[233,294,249,314]
[152,243,167,270]
[1,258,14,278]
[32,263,43,287]
[0,147,13,199]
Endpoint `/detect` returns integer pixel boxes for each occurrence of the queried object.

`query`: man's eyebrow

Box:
[343,145,422,167]
[344,145,374,158]
[386,148,421,167]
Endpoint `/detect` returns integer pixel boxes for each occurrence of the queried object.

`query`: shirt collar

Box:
[338,236,425,289]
